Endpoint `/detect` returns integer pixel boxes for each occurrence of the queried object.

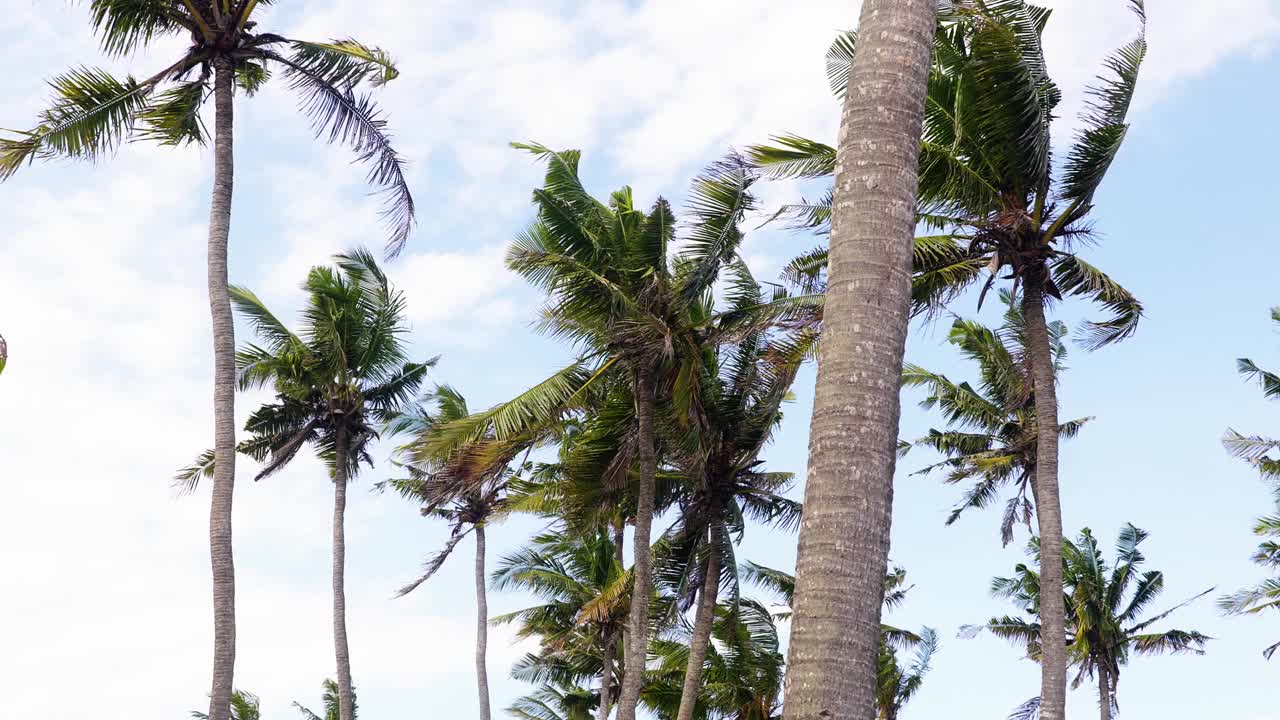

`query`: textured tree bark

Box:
[206,55,238,720]
[616,367,658,720]
[675,529,722,720]
[332,431,356,720]
[475,525,493,720]
[1098,666,1112,720]
[598,628,617,720]
[1021,279,1067,720]
[781,2,936,719]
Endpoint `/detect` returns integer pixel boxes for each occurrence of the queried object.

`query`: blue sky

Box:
[2,1,1279,718]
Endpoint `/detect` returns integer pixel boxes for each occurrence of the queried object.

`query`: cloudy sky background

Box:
[2,0,1280,718]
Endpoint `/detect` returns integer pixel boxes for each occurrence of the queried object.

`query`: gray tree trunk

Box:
[205,55,238,720]
[1022,280,1067,720]
[607,515,626,720]
[675,530,722,720]
[1098,666,1112,720]
[781,2,936,719]
[615,367,658,720]
[475,525,493,720]
[598,628,617,720]
[332,431,356,720]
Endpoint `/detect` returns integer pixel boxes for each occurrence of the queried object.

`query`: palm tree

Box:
[0,333,7,375]
[876,628,938,720]
[227,248,430,720]
[493,529,632,720]
[905,293,1089,545]
[508,686,598,720]
[424,147,760,720]
[1,8,415,717]
[763,6,1150,717]
[646,599,787,720]
[1220,316,1280,659]
[965,525,1211,720]
[659,313,804,720]
[294,679,354,720]
[383,385,525,720]
[192,690,260,720]
[780,0,938,716]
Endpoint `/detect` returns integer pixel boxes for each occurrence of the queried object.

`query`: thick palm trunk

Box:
[475,525,493,720]
[332,432,356,720]
[1021,279,1067,720]
[782,2,935,719]
[206,56,238,720]
[675,531,722,720]
[1098,667,1112,720]
[616,367,659,720]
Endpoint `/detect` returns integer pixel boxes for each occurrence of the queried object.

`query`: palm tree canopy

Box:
[0,1,415,254]
[294,679,354,720]
[191,689,261,720]
[905,291,1089,544]
[965,525,1211,695]
[748,0,1148,349]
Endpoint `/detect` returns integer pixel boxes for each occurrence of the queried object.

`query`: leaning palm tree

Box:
[294,679,354,720]
[423,147,760,720]
[1221,315,1280,659]
[228,248,431,720]
[1,7,415,717]
[778,0,938,718]
[192,690,260,720]
[765,6,1149,717]
[965,525,1211,720]
[383,385,525,720]
[905,293,1089,545]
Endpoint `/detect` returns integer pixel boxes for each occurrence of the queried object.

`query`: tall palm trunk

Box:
[782,2,936,719]
[475,524,492,720]
[606,515,626,720]
[206,55,238,720]
[1021,279,1067,720]
[1097,666,1112,720]
[332,430,356,720]
[675,528,722,720]
[616,367,658,720]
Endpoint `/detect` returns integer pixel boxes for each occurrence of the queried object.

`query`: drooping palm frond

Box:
[1049,254,1142,350]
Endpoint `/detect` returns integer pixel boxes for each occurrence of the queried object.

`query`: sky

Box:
[1,0,1279,718]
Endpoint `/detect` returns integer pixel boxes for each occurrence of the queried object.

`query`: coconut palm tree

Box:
[423,147,760,720]
[382,385,528,720]
[965,525,1211,720]
[764,6,1149,716]
[658,309,804,720]
[876,628,938,720]
[779,0,938,717]
[192,690,260,720]
[508,686,598,720]
[646,599,786,720]
[225,248,431,720]
[1,7,415,717]
[1220,318,1280,659]
[493,529,631,719]
[905,293,1089,545]
[294,679,354,720]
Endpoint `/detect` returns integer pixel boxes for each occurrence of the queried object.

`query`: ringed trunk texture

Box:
[332,432,356,720]
[1021,279,1067,720]
[616,367,659,720]
[475,525,493,720]
[598,629,617,720]
[674,531,722,720]
[781,2,936,719]
[206,56,238,720]
[1098,667,1112,720]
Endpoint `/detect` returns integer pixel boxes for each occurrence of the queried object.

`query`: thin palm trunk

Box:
[206,55,238,720]
[1098,666,1112,720]
[1022,279,1067,720]
[475,524,493,720]
[598,629,617,720]
[782,2,936,719]
[675,528,722,720]
[610,515,626,719]
[616,367,658,720]
[332,430,356,720]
